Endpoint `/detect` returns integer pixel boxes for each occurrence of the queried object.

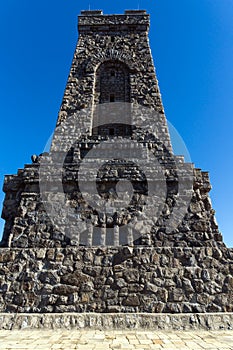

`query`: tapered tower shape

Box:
[0,10,233,324]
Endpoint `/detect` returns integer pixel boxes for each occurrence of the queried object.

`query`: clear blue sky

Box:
[0,0,232,246]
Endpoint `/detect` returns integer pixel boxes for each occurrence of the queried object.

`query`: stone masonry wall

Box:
[0,157,224,249]
[55,10,172,153]
[0,246,233,314]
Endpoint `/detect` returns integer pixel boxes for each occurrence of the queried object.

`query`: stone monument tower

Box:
[0,10,233,328]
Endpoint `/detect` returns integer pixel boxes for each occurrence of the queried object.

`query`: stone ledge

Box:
[0,313,233,331]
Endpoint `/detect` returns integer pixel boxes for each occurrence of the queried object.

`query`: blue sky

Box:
[0,0,233,246]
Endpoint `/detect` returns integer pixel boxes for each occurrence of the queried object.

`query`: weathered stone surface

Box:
[53,285,79,296]
[0,247,232,313]
[0,312,233,330]
[122,295,140,306]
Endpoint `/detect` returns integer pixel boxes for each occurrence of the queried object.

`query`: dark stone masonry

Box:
[0,10,232,328]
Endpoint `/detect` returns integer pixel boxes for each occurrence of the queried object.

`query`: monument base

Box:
[0,312,233,331]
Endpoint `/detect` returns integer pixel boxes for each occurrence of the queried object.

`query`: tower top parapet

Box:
[80,10,103,16]
[78,10,149,33]
[80,10,147,16]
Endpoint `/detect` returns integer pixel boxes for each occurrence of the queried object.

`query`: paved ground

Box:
[0,329,233,350]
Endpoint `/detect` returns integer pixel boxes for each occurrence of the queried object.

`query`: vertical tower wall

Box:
[55,10,172,151]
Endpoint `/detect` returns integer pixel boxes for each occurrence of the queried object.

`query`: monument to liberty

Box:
[0,10,233,329]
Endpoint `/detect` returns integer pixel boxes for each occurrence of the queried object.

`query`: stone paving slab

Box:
[0,330,233,350]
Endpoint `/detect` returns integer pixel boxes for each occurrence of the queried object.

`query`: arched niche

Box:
[92,60,131,137]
